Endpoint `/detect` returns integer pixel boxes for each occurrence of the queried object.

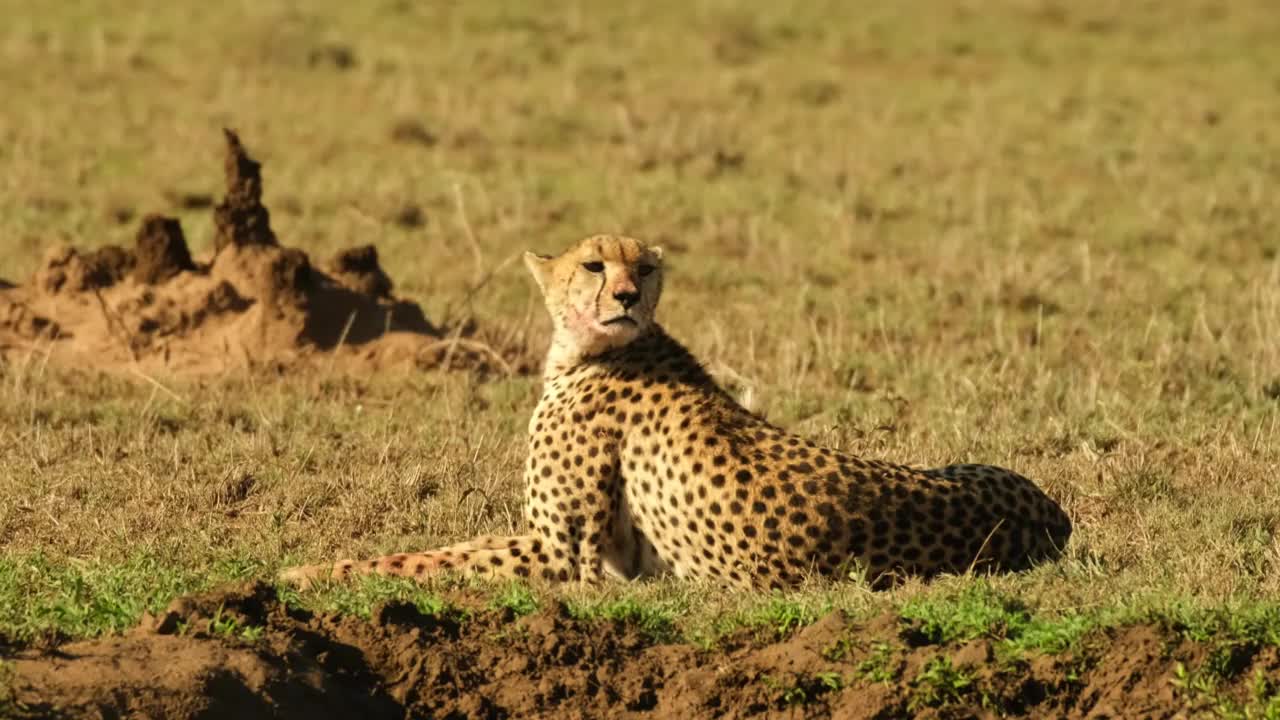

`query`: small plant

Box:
[1253,672,1279,704]
[761,675,804,705]
[761,674,810,706]
[821,634,855,662]
[706,594,827,642]
[0,552,215,642]
[857,642,899,684]
[207,605,240,637]
[761,671,845,706]
[1061,655,1094,685]
[910,656,975,710]
[488,625,531,644]
[815,671,845,692]
[1171,661,1220,698]
[273,580,304,610]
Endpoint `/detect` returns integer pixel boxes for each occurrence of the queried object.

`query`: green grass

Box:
[291,575,462,622]
[910,656,975,710]
[564,594,683,644]
[488,581,540,617]
[899,582,1096,654]
[719,594,829,639]
[1158,602,1280,648]
[1,0,1280,661]
[762,670,846,707]
[856,642,899,684]
[0,552,254,642]
[200,605,266,643]
[1173,665,1280,720]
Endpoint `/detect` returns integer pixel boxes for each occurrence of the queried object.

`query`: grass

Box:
[899,582,1096,654]
[910,656,975,710]
[762,670,846,707]
[0,552,255,641]
[1173,665,1280,720]
[201,605,266,643]
[719,593,829,639]
[1,0,1279,663]
[857,642,899,684]
[564,593,684,644]
[292,574,463,623]
[488,580,540,617]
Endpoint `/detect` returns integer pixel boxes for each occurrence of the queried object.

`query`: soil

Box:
[6,583,1268,719]
[0,131,519,377]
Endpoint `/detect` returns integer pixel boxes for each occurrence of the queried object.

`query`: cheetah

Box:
[281,234,1071,590]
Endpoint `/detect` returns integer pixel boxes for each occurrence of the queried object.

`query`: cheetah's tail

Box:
[278,535,554,589]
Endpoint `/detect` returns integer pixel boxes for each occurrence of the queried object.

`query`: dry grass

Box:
[1,0,1279,640]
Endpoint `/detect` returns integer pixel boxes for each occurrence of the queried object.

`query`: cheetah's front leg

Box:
[521,425,624,583]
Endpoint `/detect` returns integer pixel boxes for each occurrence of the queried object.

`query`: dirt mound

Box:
[0,131,515,377]
[6,583,1268,719]
[213,129,278,253]
[134,214,196,284]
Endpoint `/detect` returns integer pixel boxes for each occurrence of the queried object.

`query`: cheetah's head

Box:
[525,234,664,365]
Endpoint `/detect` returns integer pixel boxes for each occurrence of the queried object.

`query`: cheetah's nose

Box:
[613,289,640,309]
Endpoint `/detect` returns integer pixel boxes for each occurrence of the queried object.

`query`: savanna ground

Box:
[2,1,1280,717]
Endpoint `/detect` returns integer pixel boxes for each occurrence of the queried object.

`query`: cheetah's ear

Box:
[649,246,664,262]
[523,251,554,291]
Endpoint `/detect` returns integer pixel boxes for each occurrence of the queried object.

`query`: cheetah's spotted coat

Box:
[282,235,1071,590]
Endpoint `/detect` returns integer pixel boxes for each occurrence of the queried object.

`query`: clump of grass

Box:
[488,581,539,617]
[288,574,458,621]
[909,656,975,710]
[761,671,845,707]
[563,596,682,644]
[741,596,827,638]
[856,641,899,684]
[202,604,266,643]
[899,583,1030,645]
[707,591,835,641]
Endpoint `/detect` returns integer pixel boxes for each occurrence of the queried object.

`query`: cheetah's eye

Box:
[637,264,655,277]
[582,261,605,273]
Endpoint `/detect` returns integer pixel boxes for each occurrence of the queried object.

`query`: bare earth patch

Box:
[7,583,1275,719]
[0,131,514,377]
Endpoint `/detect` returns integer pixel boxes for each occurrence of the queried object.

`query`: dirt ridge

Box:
[6,582,1270,719]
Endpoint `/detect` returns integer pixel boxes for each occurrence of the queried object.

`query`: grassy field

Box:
[2,0,1279,665]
